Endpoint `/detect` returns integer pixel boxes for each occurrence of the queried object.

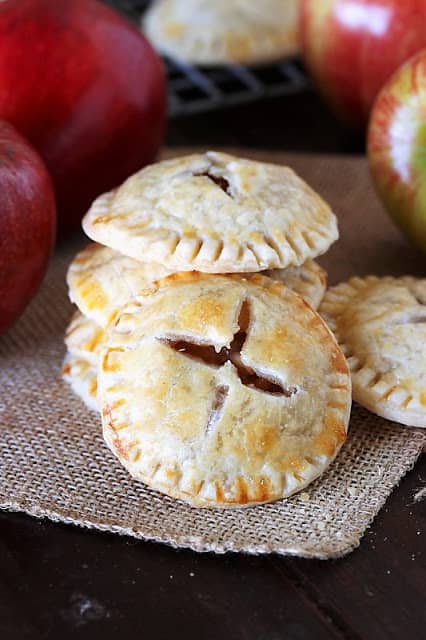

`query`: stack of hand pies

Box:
[63,151,425,509]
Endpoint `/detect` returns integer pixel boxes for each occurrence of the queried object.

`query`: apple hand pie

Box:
[82,152,338,275]
[98,273,351,507]
[320,276,426,428]
[143,0,300,66]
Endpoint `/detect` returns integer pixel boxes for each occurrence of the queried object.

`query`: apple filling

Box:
[194,171,232,196]
[160,301,297,397]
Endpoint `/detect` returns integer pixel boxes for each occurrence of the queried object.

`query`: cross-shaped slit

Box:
[194,170,232,196]
[161,300,298,397]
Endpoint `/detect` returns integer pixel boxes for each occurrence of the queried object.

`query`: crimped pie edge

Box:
[320,275,426,428]
[98,272,352,507]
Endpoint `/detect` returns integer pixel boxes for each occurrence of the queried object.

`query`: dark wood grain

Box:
[0,456,424,640]
[284,455,426,640]
[0,511,345,640]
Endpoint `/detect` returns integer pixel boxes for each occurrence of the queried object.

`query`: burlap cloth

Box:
[1,150,425,559]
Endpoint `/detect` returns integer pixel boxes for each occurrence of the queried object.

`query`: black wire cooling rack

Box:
[108,0,310,118]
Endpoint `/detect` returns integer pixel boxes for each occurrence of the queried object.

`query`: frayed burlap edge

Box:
[1,438,424,560]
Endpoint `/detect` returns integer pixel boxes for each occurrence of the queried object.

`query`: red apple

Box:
[0,0,166,235]
[368,49,426,252]
[0,121,56,335]
[300,0,426,128]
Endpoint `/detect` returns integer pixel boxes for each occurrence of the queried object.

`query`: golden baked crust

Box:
[62,352,98,412]
[98,272,351,507]
[67,243,171,328]
[320,276,426,428]
[64,310,105,365]
[68,243,326,327]
[83,151,338,274]
[143,0,299,66]
[263,260,327,310]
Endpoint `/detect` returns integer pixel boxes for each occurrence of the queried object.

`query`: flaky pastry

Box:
[67,243,171,328]
[62,352,98,413]
[263,259,327,310]
[64,310,105,365]
[98,272,351,507]
[320,276,426,428]
[143,0,299,66]
[83,152,338,274]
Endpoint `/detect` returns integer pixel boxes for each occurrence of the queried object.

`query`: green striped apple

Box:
[368,49,426,252]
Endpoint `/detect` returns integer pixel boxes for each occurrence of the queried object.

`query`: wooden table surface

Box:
[1,84,425,639]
